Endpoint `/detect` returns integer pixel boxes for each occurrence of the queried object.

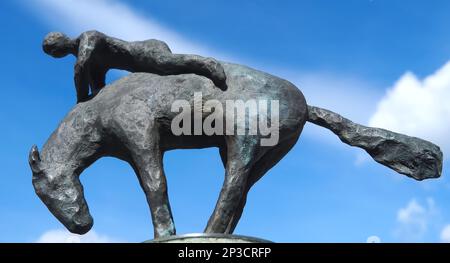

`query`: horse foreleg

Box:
[131,146,175,239]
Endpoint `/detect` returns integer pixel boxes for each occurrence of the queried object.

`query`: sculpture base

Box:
[145,233,272,243]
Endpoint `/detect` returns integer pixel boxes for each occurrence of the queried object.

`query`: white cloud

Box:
[394,198,438,242]
[366,235,381,243]
[36,229,121,243]
[440,225,450,243]
[369,61,450,154]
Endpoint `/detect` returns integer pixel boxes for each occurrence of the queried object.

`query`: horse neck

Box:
[40,108,105,175]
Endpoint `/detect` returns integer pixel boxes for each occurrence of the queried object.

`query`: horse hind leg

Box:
[204,136,261,234]
[224,133,301,234]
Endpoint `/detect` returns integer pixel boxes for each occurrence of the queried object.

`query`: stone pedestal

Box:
[146,233,272,243]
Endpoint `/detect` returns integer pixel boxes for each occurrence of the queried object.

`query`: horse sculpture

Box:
[29,35,443,239]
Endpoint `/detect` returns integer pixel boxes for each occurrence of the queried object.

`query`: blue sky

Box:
[1,0,450,242]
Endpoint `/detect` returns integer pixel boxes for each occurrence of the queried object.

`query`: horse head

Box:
[28,104,100,235]
[29,144,93,234]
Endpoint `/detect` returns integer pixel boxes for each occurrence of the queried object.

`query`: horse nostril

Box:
[76,224,92,235]
[71,219,93,235]
[67,212,94,235]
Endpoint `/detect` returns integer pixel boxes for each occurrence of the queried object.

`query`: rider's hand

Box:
[203,57,227,90]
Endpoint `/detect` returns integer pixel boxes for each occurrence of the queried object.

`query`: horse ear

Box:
[29,145,42,174]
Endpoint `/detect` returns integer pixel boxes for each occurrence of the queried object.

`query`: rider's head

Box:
[43,32,75,58]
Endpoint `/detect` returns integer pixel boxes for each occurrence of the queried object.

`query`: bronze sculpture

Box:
[29,31,443,239]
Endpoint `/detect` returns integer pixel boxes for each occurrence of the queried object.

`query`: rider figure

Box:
[43,31,227,103]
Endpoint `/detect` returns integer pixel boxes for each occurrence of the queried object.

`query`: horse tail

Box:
[306,105,443,181]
